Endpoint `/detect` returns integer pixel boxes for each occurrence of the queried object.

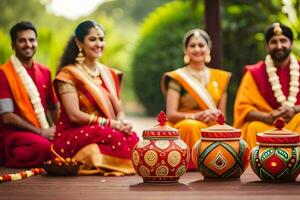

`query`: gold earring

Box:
[205,54,211,63]
[184,55,190,64]
[75,48,85,65]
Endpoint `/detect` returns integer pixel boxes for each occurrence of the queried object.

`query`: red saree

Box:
[53,64,139,175]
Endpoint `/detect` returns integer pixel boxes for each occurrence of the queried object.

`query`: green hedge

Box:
[132,1,203,115]
[0,29,12,63]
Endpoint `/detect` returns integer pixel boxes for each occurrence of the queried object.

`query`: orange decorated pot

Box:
[250,119,300,181]
[192,114,250,179]
[132,111,189,183]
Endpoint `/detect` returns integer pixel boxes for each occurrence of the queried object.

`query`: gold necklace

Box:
[82,64,100,77]
[186,65,209,85]
[80,64,102,85]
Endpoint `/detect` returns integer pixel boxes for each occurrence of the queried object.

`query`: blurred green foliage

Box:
[131,0,300,119]
[132,1,204,115]
[0,0,72,76]
[94,0,173,23]
[92,0,174,102]
[97,0,300,119]
[0,0,45,31]
[222,0,300,123]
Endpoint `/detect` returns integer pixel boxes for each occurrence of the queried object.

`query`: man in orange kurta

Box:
[234,23,300,149]
[0,21,58,167]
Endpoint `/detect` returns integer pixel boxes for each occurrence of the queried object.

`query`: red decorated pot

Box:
[192,114,250,179]
[250,119,300,181]
[132,111,189,183]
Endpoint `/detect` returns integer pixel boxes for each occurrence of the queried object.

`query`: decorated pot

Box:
[250,119,300,182]
[132,111,189,183]
[192,114,250,179]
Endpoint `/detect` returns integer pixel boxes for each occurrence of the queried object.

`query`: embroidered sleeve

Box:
[0,98,14,114]
[55,69,76,85]
[167,79,181,93]
[57,81,77,95]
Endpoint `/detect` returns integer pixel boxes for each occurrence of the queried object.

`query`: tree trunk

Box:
[204,0,222,68]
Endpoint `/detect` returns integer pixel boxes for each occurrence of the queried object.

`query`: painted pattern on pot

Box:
[132,111,189,183]
[192,114,250,179]
[250,119,300,181]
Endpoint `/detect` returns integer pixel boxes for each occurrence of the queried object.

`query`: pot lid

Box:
[142,111,179,138]
[256,118,300,145]
[201,114,241,139]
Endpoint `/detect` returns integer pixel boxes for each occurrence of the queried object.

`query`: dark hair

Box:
[10,21,37,43]
[183,28,212,49]
[56,20,103,73]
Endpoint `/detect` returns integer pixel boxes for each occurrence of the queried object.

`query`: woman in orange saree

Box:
[161,29,231,170]
[52,20,139,176]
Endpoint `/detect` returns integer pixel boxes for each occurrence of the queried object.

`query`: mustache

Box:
[269,48,291,62]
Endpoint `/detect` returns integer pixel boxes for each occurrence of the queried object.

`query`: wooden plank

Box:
[1,167,300,200]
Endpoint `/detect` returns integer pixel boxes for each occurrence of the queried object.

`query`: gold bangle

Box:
[93,116,99,124]
[88,114,96,124]
[97,116,101,125]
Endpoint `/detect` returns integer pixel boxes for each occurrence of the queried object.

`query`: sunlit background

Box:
[47,0,104,19]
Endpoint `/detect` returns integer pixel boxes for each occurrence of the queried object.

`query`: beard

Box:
[269,48,291,63]
[15,49,36,63]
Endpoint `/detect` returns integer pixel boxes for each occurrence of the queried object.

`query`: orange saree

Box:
[161,67,231,169]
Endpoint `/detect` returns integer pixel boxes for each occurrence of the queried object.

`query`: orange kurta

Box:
[233,71,300,148]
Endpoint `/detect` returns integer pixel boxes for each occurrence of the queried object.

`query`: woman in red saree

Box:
[52,20,139,176]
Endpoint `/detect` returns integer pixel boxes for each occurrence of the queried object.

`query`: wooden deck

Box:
[1,167,300,200]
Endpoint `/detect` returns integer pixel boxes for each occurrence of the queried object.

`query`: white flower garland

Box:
[0,168,44,183]
[265,54,300,107]
[10,55,49,128]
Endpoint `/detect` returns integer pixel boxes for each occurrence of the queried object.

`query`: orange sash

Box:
[161,67,231,110]
[233,71,273,129]
[55,65,121,119]
[0,61,40,127]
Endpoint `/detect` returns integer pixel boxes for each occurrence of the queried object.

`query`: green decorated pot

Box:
[250,119,300,181]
